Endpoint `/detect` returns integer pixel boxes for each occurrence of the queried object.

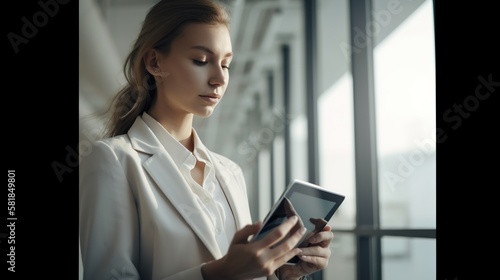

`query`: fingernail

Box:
[301,227,307,234]
[290,215,298,222]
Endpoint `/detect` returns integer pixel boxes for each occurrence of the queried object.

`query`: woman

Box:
[79,0,334,279]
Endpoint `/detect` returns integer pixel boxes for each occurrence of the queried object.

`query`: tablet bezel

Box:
[250,179,345,264]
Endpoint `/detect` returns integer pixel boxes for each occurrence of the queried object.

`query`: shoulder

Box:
[208,151,247,186]
[95,134,132,149]
[209,151,242,172]
[81,134,135,164]
[96,134,133,152]
[209,151,250,199]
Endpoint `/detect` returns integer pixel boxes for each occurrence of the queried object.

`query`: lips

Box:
[199,94,221,99]
[199,93,221,104]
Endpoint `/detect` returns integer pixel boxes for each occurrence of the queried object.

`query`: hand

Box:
[201,215,306,280]
[277,225,334,280]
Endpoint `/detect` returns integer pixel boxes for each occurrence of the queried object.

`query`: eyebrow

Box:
[191,45,233,58]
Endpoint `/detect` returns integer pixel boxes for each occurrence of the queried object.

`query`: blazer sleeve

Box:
[79,140,141,280]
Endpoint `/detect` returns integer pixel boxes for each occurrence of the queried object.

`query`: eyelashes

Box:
[192,60,230,70]
[193,60,207,66]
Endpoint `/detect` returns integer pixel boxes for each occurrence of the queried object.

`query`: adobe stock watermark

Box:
[383,73,498,191]
[339,0,403,59]
[442,73,498,130]
[7,0,70,54]
[51,125,103,182]
[53,74,157,182]
[382,129,438,192]
[237,108,292,163]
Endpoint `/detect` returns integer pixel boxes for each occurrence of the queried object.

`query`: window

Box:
[317,0,436,279]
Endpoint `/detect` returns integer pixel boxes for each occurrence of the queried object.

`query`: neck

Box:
[147,110,195,152]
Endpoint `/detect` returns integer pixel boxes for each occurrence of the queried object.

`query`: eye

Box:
[222,65,230,70]
[193,60,207,66]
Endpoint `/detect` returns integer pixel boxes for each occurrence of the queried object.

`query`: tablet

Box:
[251,179,345,264]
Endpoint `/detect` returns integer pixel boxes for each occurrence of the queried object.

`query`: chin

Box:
[196,108,215,118]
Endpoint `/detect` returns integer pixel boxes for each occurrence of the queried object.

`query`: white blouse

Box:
[142,113,236,254]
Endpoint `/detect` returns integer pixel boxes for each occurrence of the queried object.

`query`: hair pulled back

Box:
[104,0,230,137]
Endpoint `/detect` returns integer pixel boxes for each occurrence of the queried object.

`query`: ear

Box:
[144,49,161,76]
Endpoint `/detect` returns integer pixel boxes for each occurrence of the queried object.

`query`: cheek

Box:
[167,65,206,87]
[222,72,230,88]
[221,82,229,95]
[184,65,208,83]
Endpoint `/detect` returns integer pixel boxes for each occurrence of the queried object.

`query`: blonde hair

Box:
[103,0,230,138]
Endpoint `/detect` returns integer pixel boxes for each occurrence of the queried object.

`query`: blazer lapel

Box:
[128,117,222,259]
[211,156,252,229]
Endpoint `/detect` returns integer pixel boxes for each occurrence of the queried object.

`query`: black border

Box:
[4,0,79,278]
[435,0,498,279]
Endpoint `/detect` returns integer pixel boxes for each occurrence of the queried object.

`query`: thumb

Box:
[232,221,262,244]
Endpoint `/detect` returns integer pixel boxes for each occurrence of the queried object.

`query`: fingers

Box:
[307,229,333,248]
[266,221,307,261]
[232,221,262,244]
[296,243,331,270]
[309,217,328,231]
[297,245,330,266]
[298,244,331,259]
[296,227,334,269]
[222,219,313,279]
[297,254,329,270]
[256,215,302,248]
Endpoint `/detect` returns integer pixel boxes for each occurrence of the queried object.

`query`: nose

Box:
[208,66,228,88]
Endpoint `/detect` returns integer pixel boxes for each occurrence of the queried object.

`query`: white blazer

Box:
[79,116,277,280]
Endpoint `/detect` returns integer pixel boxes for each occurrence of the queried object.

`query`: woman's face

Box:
[154,23,232,118]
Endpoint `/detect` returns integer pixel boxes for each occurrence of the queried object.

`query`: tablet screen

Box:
[251,179,345,264]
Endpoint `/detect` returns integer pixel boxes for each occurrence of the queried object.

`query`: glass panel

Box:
[272,135,287,204]
[258,149,272,221]
[323,233,356,280]
[382,236,436,280]
[317,0,355,229]
[373,0,436,229]
[290,114,309,182]
[287,3,308,185]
